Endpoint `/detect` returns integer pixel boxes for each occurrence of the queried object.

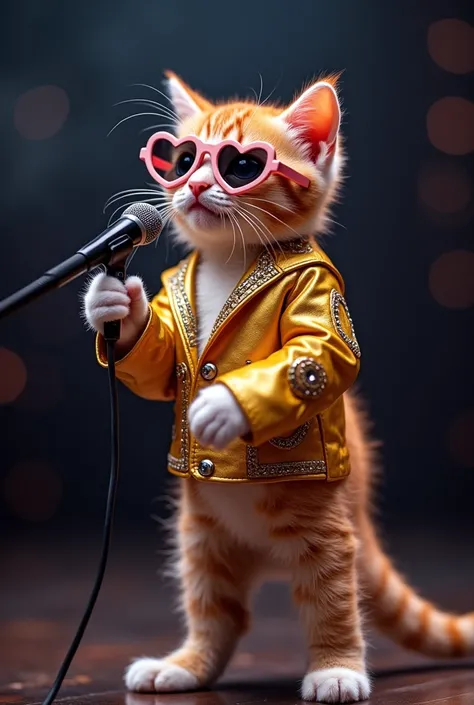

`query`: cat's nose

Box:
[189,180,211,198]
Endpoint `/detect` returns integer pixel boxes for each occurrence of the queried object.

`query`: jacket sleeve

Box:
[95,285,176,401]
[217,265,360,446]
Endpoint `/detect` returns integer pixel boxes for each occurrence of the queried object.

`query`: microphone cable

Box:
[41,336,120,705]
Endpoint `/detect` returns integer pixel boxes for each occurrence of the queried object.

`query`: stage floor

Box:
[1,527,473,705]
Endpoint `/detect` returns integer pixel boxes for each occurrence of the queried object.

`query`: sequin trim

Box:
[330,290,361,359]
[280,238,313,254]
[288,357,328,400]
[167,362,190,473]
[246,446,326,479]
[269,420,311,449]
[209,250,279,338]
[169,260,197,348]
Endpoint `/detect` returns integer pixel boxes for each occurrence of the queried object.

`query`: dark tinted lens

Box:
[218,146,267,188]
[151,139,197,182]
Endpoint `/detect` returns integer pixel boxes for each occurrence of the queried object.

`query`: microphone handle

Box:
[103,261,128,343]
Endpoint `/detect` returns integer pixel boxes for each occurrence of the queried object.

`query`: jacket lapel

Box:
[167,239,316,358]
[167,251,199,352]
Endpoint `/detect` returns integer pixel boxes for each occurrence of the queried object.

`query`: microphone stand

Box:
[0,233,134,322]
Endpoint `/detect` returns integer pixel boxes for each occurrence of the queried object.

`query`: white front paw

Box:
[188,384,249,449]
[301,667,371,703]
[125,658,198,693]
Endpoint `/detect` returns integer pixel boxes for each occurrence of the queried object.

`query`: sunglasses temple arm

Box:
[274,161,311,189]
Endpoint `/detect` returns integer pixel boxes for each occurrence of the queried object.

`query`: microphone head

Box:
[123,202,163,245]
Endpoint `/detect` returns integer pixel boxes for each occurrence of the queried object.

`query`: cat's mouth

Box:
[188,201,215,214]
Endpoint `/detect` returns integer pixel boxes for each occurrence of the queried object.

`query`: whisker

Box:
[325,216,347,230]
[243,195,298,215]
[224,210,238,265]
[107,200,142,225]
[233,204,276,260]
[104,195,168,213]
[114,99,179,123]
[236,203,284,257]
[106,197,168,225]
[228,211,247,271]
[245,75,281,131]
[257,72,264,105]
[130,83,181,120]
[107,112,175,137]
[240,201,301,238]
[104,189,165,211]
[140,123,178,134]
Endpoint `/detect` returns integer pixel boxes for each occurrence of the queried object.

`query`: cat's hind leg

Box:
[125,497,257,693]
[289,502,370,702]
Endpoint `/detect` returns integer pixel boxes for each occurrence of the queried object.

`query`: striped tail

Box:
[358,515,474,657]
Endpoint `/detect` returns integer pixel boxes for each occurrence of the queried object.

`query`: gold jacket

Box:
[96,239,361,484]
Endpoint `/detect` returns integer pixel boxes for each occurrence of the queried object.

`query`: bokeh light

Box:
[3,460,62,522]
[14,85,69,140]
[14,355,62,411]
[427,97,474,155]
[428,19,474,74]
[447,410,474,468]
[418,161,472,214]
[429,250,474,309]
[0,348,27,404]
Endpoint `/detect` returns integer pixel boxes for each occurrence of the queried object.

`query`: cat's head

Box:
[151,72,343,253]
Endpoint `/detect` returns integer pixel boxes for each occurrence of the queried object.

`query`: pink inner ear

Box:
[286,85,339,161]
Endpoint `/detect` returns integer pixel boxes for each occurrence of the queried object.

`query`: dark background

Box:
[1,0,473,539]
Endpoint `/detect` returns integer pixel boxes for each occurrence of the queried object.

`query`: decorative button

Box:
[288,357,327,400]
[198,459,215,477]
[200,362,217,381]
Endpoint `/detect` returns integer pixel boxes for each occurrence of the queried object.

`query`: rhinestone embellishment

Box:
[330,289,361,359]
[288,357,327,400]
[169,260,197,348]
[269,420,311,449]
[246,446,326,479]
[167,362,190,473]
[209,250,279,339]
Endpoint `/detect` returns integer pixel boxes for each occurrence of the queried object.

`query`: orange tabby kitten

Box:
[84,73,474,703]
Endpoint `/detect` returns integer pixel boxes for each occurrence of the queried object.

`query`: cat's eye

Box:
[218,146,266,188]
[151,138,197,182]
[175,152,195,177]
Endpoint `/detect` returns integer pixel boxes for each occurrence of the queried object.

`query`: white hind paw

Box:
[301,667,371,703]
[125,658,199,693]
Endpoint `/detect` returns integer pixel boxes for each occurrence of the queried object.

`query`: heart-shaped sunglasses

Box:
[139,132,311,196]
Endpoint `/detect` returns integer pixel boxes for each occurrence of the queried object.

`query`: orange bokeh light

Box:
[447,410,474,468]
[0,348,27,404]
[429,250,474,309]
[3,461,62,522]
[428,19,474,74]
[418,161,472,214]
[14,85,69,140]
[14,355,62,411]
[427,97,474,155]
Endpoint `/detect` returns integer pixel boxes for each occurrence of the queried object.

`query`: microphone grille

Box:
[123,202,163,245]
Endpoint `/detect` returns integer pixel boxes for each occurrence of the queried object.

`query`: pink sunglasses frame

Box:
[139,132,311,195]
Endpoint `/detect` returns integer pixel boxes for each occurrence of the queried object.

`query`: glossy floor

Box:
[1,528,473,705]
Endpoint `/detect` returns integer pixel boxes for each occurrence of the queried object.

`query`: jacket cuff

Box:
[95,305,154,369]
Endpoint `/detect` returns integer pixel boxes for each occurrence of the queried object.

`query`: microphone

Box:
[0,203,163,321]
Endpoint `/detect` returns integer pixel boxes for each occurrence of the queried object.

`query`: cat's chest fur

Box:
[195,256,246,355]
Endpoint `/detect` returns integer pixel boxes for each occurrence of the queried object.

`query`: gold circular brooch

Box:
[288,357,327,400]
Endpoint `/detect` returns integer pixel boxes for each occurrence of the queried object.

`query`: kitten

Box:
[83,73,474,703]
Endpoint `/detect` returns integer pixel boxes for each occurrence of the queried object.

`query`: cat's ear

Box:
[164,70,212,122]
[281,80,341,161]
